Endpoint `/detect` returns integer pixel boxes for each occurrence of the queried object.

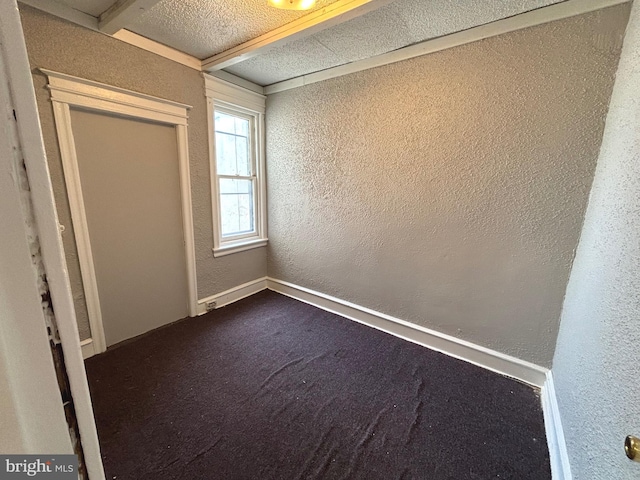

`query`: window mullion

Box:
[218,174,255,180]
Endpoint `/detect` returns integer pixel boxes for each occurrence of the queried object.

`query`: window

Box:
[215,109,256,238]
[205,76,267,257]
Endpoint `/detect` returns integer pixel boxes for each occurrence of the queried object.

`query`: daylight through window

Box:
[206,76,267,257]
[215,110,255,238]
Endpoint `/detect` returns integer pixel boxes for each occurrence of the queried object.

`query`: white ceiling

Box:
[57,0,114,17]
[129,0,335,59]
[35,0,567,87]
[224,0,563,85]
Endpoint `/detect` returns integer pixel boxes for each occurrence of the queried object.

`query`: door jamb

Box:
[43,69,198,354]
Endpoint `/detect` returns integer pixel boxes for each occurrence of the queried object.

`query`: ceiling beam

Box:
[19,0,99,31]
[112,29,202,70]
[99,0,162,35]
[201,0,395,72]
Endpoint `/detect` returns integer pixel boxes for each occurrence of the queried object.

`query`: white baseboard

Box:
[82,276,569,476]
[542,372,573,479]
[265,278,570,474]
[266,277,548,387]
[197,277,268,315]
[80,338,95,359]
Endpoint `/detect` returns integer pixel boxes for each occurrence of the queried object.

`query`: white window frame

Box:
[205,74,267,257]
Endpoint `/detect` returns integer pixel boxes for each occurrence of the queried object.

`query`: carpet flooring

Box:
[85,290,550,479]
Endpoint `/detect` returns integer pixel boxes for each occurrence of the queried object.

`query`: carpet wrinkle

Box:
[310,446,341,479]
[414,376,426,399]
[303,351,329,367]
[340,407,390,479]
[86,290,551,479]
[258,357,304,390]
[405,399,424,444]
[356,407,388,450]
[271,394,297,418]
[312,397,336,423]
[294,426,337,479]
[185,437,223,466]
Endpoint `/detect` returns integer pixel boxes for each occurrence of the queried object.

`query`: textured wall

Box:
[266,6,630,367]
[552,2,639,478]
[19,5,267,341]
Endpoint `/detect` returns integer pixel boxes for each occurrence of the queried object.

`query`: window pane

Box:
[215,132,237,175]
[235,136,249,176]
[219,178,254,237]
[214,111,237,134]
[235,117,249,136]
[214,111,251,176]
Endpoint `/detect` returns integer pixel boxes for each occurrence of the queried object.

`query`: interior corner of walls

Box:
[264,6,627,375]
[265,278,548,388]
[197,277,268,315]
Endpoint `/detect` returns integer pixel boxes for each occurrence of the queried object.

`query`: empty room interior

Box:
[1,0,640,478]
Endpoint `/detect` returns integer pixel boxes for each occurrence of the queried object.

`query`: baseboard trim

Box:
[83,277,568,475]
[80,338,95,359]
[542,372,573,479]
[197,277,268,315]
[266,277,548,387]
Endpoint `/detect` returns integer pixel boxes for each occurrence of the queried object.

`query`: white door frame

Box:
[1,5,105,477]
[43,69,198,354]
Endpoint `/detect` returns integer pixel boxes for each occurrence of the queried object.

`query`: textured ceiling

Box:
[224,0,564,85]
[48,0,568,86]
[127,0,335,59]
[55,0,115,17]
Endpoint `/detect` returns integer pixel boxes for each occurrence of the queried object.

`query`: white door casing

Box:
[44,69,198,354]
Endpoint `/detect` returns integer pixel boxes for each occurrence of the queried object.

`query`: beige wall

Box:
[19,5,267,341]
[266,5,630,367]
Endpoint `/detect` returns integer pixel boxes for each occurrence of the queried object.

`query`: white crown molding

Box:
[23,0,628,99]
[266,277,548,387]
[204,73,266,113]
[19,0,99,30]
[265,0,631,94]
[208,70,265,95]
[112,30,202,70]
[542,372,573,479]
[18,2,201,73]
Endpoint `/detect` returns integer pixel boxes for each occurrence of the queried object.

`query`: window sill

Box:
[213,238,268,257]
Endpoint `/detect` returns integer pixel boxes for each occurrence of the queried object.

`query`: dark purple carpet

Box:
[85,290,550,479]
